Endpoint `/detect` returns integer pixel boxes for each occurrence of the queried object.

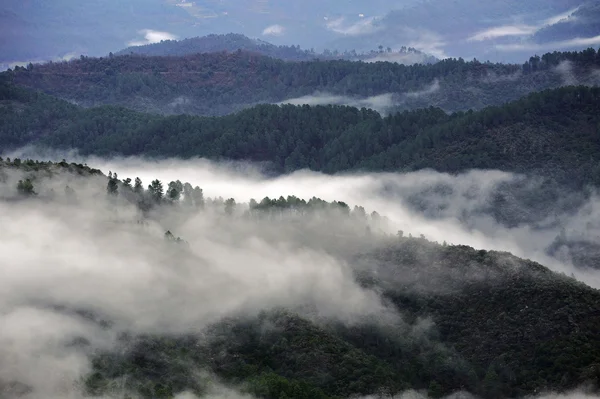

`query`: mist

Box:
[278,80,441,114]
[278,92,396,114]
[3,153,600,397]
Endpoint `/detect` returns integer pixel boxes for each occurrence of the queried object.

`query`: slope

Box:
[2,160,600,399]
[114,33,438,65]
[2,82,600,188]
[5,48,600,116]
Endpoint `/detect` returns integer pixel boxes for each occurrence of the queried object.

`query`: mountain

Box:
[4,48,600,117]
[3,82,600,187]
[114,33,438,65]
[115,33,318,61]
[2,157,600,398]
[323,0,597,63]
[0,0,417,68]
[2,0,597,69]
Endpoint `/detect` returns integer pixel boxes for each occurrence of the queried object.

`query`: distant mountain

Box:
[115,33,316,61]
[5,48,599,117]
[115,33,438,64]
[0,0,417,68]
[2,0,596,68]
[324,0,595,62]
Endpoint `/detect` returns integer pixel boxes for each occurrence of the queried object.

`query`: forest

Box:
[3,47,600,116]
[114,33,438,64]
[2,158,600,399]
[2,81,600,188]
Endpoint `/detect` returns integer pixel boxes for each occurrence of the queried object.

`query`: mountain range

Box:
[2,0,600,68]
[4,47,599,117]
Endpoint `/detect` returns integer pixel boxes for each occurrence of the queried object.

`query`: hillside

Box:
[2,158,600,398]
[115,33,438,65]
[4,48,600,116]
[2,82,600,188]
[115,33,319,61]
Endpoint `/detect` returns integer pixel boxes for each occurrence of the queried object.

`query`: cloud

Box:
[404,79,440,98]
[555,60,577,85]
[468,25,538,42]
[495,35,600,53]
[542,6,581,26]
[277,82,440,113]
[4,154,600,396]
[468,7,581,42]
[278,92,396,114]
[326,16,382,36]
[402,28,448,60]
[362,51,434,65]
[262,24,285,36]
[127,29,178,47]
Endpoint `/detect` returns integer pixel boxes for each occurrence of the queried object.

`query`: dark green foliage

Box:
[106,176,118,195]
[16,178,35,196]
[83,238,600,399]
[5,47,599,116]
[115,33,437,65]
[148,179,164,201]
[5,157,600,399]
[2,83,600,188]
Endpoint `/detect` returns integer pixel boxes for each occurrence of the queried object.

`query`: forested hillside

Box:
[4,48,600,116]
[115,33,438,65]
[3,158,600,399]
[2,82,600,188]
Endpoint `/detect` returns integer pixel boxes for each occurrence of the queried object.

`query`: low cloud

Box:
[468,7,581,42]
[402,28,448,60]
[277,81,440,113]
[3,154,600,396]
[262,24,285,36]
[468,25,538,42]
[278,92,396,114]
[127,29,178,47]
[495,34,600,53]
[362,51,434,65]
[326,16,382,36]
[541,6,581,26]
[404,79,440,98]
[555,60,578,86]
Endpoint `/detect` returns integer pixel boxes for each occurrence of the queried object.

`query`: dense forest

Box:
[2,158,600,399]
[2,82,600,188]
[115,33,438,64]
[4,47,599,116]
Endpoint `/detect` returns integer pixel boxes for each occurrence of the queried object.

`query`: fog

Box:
[3,154,600,397]
[279,92,396,114]
[278,80,441,114]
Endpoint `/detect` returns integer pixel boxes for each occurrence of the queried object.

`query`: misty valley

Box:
[2,155,600,399]
[3,3,600,398]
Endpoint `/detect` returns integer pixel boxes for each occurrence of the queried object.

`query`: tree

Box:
[148,179,164,201]
[134,177,144,194]
[107,176,118,196]
[224,198,236,215]
[16,178,35,196]
[167,180,183,201]
[182,182,193,206]
[192,186,204,208]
